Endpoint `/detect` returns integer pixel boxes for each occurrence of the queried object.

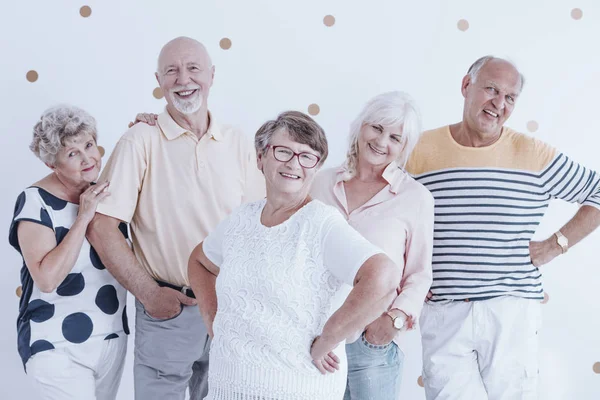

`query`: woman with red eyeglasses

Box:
[184,110,401,399]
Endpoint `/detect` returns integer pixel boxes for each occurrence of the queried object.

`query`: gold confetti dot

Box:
[80,6,92,18]
[16,286,22,298]
[527,121,539,132]
[153,87,164,99]
[593,362,600,374]
[26,70,38,83]
[98,146,105,157]
[457,19,469,31]
[323,15,335,27]
[308,104,320,116]
[220,38,232,50]
[571,8,583,20]
[541,292,549,304]
[417,375,424,387]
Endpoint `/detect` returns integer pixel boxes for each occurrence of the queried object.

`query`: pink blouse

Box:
[311,161,434,345]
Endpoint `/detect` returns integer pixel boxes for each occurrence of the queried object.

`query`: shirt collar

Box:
[381,161,407,194]
[335,160,407,195]
[206,112,222,141]
[157,109,222,141]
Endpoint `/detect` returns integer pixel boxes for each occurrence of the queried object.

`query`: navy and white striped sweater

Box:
[406,125,600,302]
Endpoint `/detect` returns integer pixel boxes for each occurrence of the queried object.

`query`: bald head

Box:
[467,56,525,93]
[460,56,523,138]
[155,37,215,116]
[157,37,212,74]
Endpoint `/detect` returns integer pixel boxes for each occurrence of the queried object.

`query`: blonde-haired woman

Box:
[311,91,434,400]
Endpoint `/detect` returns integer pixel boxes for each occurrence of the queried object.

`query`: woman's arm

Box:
[389,193,435,325]
[316,254,399,343]
[311,254,400,372]
[18,182,110,293]
[188,242,220,337]
[19,219,88,293]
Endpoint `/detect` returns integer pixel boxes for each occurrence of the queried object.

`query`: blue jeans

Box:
[344,332,404,400]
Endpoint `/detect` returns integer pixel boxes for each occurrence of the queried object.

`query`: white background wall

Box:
[1,1,599,398]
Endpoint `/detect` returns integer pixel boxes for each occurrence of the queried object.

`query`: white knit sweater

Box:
[202,199,382,399]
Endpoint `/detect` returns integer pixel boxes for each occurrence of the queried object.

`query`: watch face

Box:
[558,236,568,246]
[394,318,405,330]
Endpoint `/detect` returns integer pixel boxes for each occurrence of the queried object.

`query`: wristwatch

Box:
[554,230,568,254]
[386,311,407,330]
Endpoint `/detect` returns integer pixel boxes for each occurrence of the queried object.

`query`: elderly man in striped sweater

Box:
[406,56,600,400]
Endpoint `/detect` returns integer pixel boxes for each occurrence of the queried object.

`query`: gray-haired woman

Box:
[188,111,401,399]
[9,105,129,400]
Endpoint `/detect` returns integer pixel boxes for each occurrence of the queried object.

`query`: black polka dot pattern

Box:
[123,306,130,335]
[30,340,55,355]
[38,188,68,210]
[90,223,128,269]
[56,273,85,296]
[8,193,29,252]
[40,208,52,228]
[28,299,55,323]
[14,192,26,218]
[62,312,94,344]
[95,285,119,315]
[55,227,69,244]
[90,246,106,270]
[10,187,129,367]
[118,222,129,240]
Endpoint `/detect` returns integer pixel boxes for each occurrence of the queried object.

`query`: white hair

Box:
[344,91,422,176]
[467,55,526,92]
[30,105,97,166]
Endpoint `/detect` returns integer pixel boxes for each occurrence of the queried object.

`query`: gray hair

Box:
[30,105,98,166]
[255,111,328,166]
[467,55,526,92]
[344,91,422,175]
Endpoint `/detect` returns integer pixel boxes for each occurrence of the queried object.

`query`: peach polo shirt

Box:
[311,161,434,346]
[96,110,266,287]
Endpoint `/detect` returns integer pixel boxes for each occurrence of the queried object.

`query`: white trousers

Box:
[26,336,127,400]
[420,296,542,400]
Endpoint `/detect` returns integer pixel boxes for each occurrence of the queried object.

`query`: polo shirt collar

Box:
[157,109,222,141]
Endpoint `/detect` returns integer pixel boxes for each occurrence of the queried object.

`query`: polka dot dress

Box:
[9,187,130,368]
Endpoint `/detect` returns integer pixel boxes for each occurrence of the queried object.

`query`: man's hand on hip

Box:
[143,286,197,320]
[529,237,562,268]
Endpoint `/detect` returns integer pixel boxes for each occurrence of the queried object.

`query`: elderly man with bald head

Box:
[87,37,265,399]
[406,56,600,399]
